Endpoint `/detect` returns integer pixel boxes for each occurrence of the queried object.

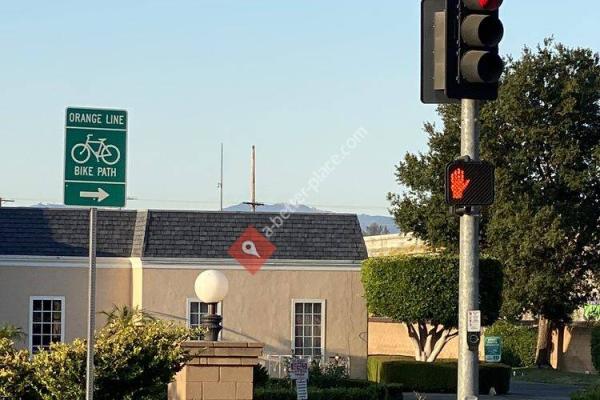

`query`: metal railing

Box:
[260,354,350,379]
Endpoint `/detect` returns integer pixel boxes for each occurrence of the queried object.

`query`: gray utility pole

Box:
[86,208,97,400]
[457,99,480,400]
[243,145,263,212]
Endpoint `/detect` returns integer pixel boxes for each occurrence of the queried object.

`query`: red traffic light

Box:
[480,0,502,10]
[463,0,503,11]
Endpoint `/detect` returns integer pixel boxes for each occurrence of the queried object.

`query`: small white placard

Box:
[467,310,481,332]
[290,358,309,380]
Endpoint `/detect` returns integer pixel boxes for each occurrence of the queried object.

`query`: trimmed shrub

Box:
[0,338,36,399]
[254,384,393,400]
[376,358,455,393]
[486,320,536,367]
[254,388,296,400]
[32,339,87,400]
[253,364,270,387]
[307,359,351,388]
[93,315,197,399]
[591,326,600,373]
[385,383,405,400]
[368,356,511,394]
[362,255,503,328]
[0,324,26,342]
[572,386,600,400]
[17,306,201,400]
[263,378,293,389]
[479,364,512,395]
[362,255,503,362]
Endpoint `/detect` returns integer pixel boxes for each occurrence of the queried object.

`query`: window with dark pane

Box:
[30,298,63,354]
[292,301,324,359]
[188,301,210,329]
[188,301,215,339]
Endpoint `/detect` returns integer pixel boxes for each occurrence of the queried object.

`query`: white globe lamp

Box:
[194,270,229,341]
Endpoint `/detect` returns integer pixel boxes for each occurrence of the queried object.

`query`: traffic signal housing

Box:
[445,160,495,206]
[422,0,504,103]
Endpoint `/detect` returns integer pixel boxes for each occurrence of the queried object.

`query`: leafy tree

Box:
[361,255,502,362]
[363,223,390,236]
[388,40,600,365]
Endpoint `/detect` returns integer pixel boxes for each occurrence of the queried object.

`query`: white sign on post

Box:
[290,358,309,380]
[290,358,309,400]
[467,310,481,332]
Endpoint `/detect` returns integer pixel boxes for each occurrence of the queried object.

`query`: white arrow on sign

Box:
[80,188,109,202]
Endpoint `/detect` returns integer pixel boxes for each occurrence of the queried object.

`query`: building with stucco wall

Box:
[0,208,368,378]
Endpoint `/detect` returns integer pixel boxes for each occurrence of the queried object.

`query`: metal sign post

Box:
[458,99,481,400]
[86,208,97,400]
[290,358,309,400]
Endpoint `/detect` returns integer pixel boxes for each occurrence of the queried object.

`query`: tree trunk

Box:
[535,316,552,367]
[406,323,424,361]
[405,323,457,363]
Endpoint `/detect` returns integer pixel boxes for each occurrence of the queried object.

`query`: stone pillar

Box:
[169,341,263,400]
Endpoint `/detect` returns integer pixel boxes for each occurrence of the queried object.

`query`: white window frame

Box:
[186,298,223,339]
[29,296,65,353]
[290,299,326,358]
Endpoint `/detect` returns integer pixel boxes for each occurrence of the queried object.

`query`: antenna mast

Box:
[219,143,224,211]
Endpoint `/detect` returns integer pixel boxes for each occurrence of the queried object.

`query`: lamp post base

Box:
[201,303,222,341]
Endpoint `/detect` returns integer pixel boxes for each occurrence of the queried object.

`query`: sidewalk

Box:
[403,381,580,400]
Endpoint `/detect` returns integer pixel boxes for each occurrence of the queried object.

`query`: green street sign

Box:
[484,336,502,363]
[64,107,127,207]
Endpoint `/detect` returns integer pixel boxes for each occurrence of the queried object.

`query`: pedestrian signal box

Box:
[445,160,495,206]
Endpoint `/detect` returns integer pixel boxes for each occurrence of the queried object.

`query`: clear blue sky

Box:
[1,1,599,215]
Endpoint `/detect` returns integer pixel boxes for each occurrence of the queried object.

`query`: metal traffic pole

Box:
[86,207,97,400]
[457,99,480,400]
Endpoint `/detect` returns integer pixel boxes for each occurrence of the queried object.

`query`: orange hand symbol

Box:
[450,168,470,200]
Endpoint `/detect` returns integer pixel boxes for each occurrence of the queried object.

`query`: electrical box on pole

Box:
[422,0,505,103]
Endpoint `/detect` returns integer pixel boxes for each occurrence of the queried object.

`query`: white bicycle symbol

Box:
[71,134,121,166]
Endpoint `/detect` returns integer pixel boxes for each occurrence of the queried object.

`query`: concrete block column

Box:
[168,341,264,400]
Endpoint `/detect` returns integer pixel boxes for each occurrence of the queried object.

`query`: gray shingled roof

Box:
[0,208,367,261]
[0,208,136,257]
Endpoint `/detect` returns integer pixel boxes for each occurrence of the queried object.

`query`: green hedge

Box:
[486,320,536,367]
[572,385,600,400]
[254,384,397,400]
[591,326,600,372]
[368,356,511,394]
